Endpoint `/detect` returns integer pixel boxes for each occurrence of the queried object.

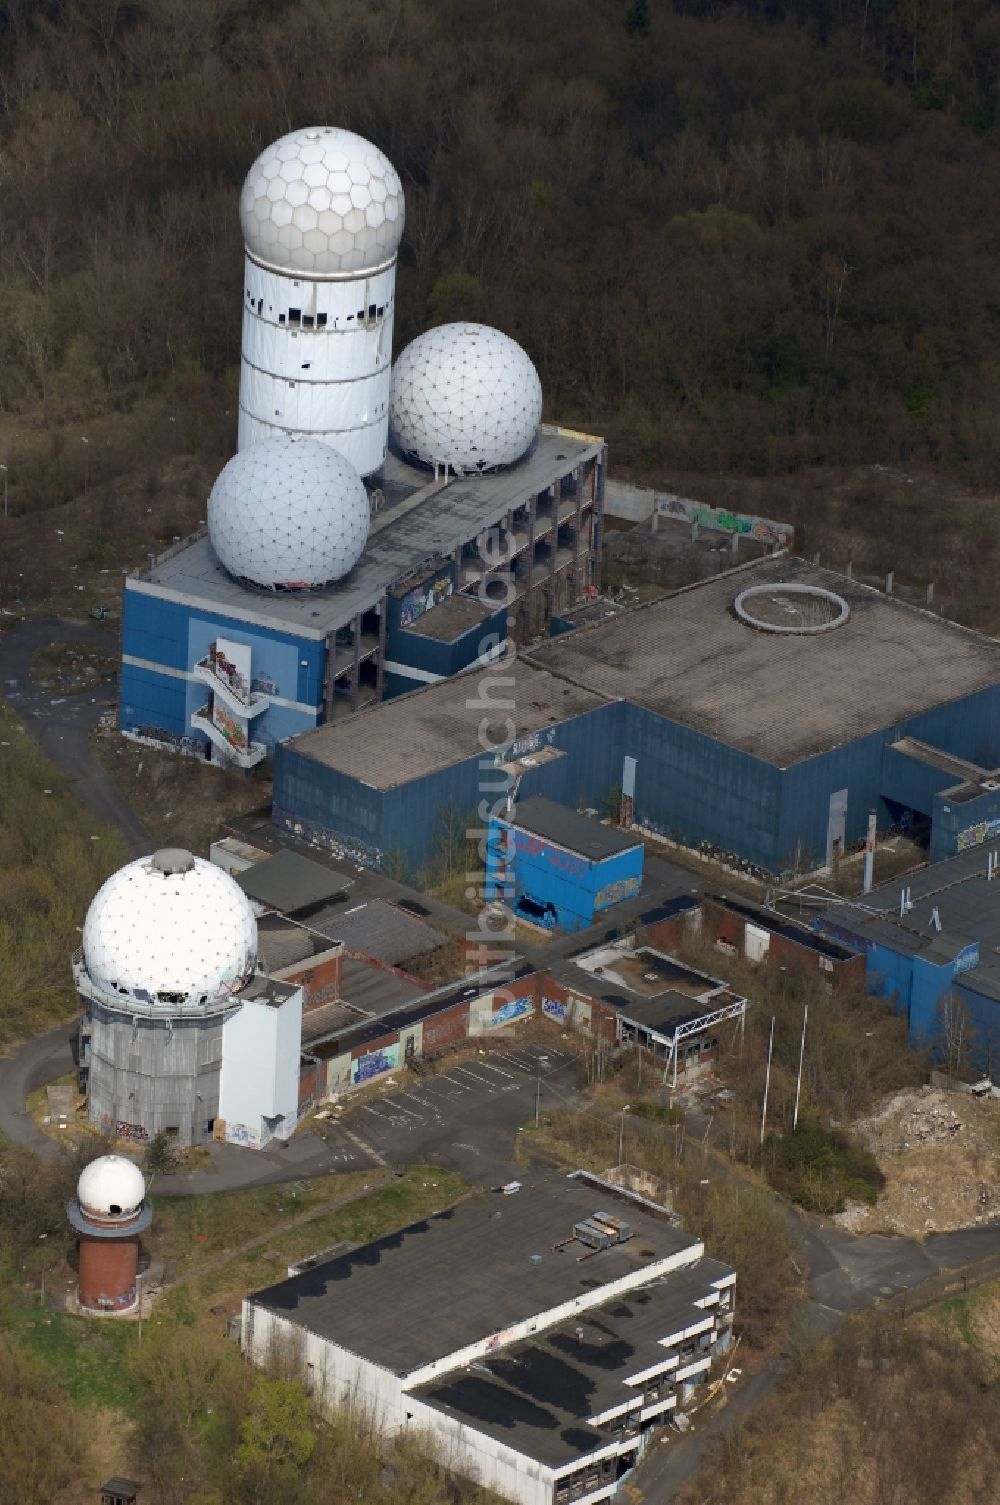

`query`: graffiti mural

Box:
[352,1042,401,1083]
[213,702,249,751]
[115,1120,149,1142]
[594,875,642,909]
[493,995,533,1026]
[542,996,567,1021]
[956,816,1000,853]
[655,493,793,549]
[399,572,453,627]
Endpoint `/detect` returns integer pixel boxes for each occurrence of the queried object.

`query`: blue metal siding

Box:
[880,744,957,820]
[622,704,782,871]
[931,787,1000,862]
[389,606,508,682]
[119,661,189,739]
[273,742,384,864]
[486,821,643,932]
[122,584,325,709]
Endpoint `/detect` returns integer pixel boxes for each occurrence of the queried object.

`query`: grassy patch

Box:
[153,1167,470,1321]
[764,1116,885,1215]
[629,1101,684,1126]
[5,1300,137,1411]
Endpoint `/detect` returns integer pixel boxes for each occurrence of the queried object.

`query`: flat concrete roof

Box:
[250,1172,698,1374]
[307,899,446,966]
[403,591,495,643]
[527,557,1000,767]
[237,847,350,913]
[505,797,643,861]
[129,427,603,642]
[284,657,609,789]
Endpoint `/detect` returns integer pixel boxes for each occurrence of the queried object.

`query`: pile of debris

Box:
[839,1085,1000,1237]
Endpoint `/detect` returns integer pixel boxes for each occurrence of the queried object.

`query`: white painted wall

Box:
[604,479,655,523]
[220,985,303,1147]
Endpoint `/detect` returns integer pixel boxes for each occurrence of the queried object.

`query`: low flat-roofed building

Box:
[273,555,1000,878]
[243,1171,735,1505]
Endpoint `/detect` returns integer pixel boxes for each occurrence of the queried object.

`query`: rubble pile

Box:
[839,1085,1000,1237]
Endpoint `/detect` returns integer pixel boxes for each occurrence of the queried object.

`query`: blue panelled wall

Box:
[383,600,508,699]
[484,816,644,932]
[120,583,325,752]
[273,663,1000,877]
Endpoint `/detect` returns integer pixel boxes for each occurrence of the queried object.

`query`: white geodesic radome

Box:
[241,126,404,276]
[77,1156,146,1218]
[207,437,369,590]
[82,850,258,1009]
[389,323,543,474]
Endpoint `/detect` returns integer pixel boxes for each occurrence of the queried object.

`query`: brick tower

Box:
[68,1154,152,1314]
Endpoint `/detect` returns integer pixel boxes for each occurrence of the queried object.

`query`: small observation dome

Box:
[82,850,258,1009]
[241,126,405,275]
[207,437,370,591]
[389,323,543,475]
[77,1155,147,1220]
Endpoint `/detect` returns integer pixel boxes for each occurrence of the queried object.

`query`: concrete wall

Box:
[219,987,303,1148]
[87,1003,225,1147]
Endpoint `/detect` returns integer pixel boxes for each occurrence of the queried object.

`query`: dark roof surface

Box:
[411,1257,733,1467]
[307,899,446,965]
[404,591,496,642]
[527,557,1000,767]
[818,842,1000,995]
[505,797,643,860]
[236,848,350,913]
[251,1173,698,1374]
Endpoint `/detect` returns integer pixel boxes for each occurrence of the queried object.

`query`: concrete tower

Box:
[75,849,258,1148]
[238,126,405,477]
[68,1155,152,1314]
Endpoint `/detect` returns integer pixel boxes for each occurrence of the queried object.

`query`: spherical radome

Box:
[241,127,405,275]
[77,1156,146,1218]
[389,324,543,474]
[82,851,258,1008]
[207,438,370,590]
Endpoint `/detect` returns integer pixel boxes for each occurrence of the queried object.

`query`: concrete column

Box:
[350,612,361,712]
[527,495,537,591]
[324,630,337,721]
[375,594,387,702]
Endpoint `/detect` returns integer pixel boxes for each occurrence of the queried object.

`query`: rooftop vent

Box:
[733,583,849,635]
[553,1210,633,1262]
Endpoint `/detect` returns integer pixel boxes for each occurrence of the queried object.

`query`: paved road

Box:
[0,616,150,855]
[0,1017,80,1160]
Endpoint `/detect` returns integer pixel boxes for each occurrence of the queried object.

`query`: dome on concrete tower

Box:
[81,850,258,1009]
[77,1155,147,1218]
[241,126,405,275]
[207,437,370,590]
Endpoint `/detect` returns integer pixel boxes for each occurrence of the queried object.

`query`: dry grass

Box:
[90,717,269,855]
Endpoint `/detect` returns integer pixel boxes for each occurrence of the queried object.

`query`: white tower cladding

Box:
[239,126,405,478]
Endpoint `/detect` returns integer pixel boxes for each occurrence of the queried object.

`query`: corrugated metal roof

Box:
[308,899,445,965]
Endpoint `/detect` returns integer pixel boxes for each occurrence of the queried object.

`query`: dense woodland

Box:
[1,0,1000,532]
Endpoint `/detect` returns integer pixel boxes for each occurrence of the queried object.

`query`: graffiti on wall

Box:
[493,995,533,1026]
[542,996,567,1021]
[399,573,453,628]
[956,816,1000,853]
[115,1120,149,1143]
[655,493,793,548]
[213,701,249,750]
[513,829,587,877]
[352,1042,401,1083]
[594,874,642,909]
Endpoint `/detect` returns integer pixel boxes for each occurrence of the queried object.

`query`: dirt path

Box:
[163,1170,395,1291]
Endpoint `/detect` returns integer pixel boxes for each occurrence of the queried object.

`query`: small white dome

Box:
[77,1155,146,1218]
[390,324,543,475]
[208,438,369,590]
[82,850,257,1009]
[241,126,405,275]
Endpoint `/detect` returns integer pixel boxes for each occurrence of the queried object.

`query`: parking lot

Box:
[313,1040,583,1186]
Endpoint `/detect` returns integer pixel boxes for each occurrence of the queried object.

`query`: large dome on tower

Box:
[241,126,405,275]
[82,850,258,1009]
[389,324,543,474]
[207,437,370,591]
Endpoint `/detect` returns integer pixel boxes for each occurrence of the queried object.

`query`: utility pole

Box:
[793,1004,808,1131]
[760,1016,775,1148]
